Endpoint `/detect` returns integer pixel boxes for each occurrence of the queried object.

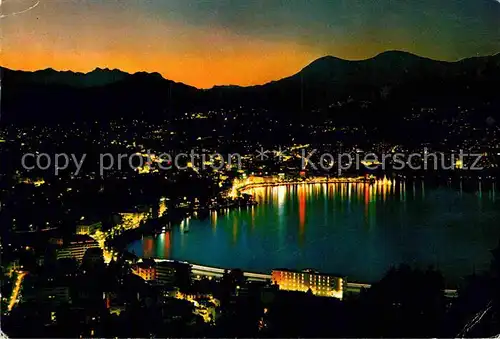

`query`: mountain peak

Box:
[370,50,434,64]
[302,51,430,70]
[92,67,126,74]
[132,71,164,80]
[373,50,420,58]
[39,67,58,73]
[304,55,347,66]
[298,55,349,77]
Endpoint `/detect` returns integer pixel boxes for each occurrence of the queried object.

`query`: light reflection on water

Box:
[128,181,500,285]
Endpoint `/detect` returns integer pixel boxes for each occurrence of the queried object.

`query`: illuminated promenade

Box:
[228,175,384,198]
[7,271,27,312]
[89,209,154,263]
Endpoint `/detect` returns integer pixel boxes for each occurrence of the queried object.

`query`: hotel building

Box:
[131,259,192,287]
[271,269,344,299]
[131,259,157,281]
[56,235,100,262]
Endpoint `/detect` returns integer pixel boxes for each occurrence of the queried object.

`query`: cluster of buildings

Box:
[129,258,347,300]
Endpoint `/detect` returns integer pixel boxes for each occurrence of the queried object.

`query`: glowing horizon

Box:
[2,0,499,88]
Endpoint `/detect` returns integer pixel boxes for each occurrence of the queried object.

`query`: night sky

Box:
[2,0,499,87]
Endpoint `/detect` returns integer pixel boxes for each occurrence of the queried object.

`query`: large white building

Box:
[271,268,344,299]
[56,235,99,262]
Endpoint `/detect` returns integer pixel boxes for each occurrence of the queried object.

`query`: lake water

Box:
[127,181,500,285]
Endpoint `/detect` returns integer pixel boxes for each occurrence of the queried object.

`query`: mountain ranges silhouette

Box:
[1,51,499,124]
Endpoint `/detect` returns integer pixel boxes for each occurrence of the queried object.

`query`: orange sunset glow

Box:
[2,0,499,88]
